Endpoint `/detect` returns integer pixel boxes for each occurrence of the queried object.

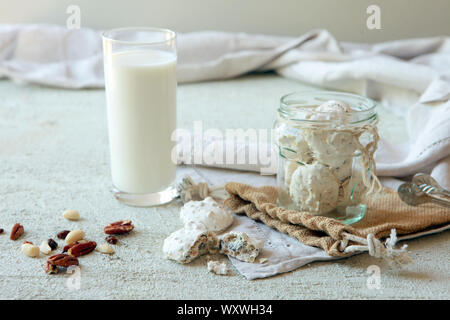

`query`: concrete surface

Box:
[0,74,448,299]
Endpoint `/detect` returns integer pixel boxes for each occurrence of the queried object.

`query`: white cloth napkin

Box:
[1,24,449,279]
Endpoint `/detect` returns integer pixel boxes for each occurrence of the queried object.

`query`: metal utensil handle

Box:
[428,194,450,208]
[422,185,450,197]
[435,189,450,197]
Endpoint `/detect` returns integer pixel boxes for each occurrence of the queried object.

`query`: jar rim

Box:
[279,90,377,124]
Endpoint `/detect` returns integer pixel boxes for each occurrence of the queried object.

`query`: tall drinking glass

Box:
[102,28,177,206]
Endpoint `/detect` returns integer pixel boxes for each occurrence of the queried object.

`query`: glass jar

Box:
[274,91,379,224]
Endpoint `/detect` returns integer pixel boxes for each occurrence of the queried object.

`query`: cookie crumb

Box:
[207,260,230,275]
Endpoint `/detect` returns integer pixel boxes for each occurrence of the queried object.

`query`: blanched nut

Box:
[63,209,80,221]
[39,241,52,255]
[65,229,85,244]
[21,243,40,258]
[96,243,115,254]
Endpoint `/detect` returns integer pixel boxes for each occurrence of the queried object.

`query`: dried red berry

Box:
[105,235,118,244]
[57,230,70,240]
[48,239,58,250]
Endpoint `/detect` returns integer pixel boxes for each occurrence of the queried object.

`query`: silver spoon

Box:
[398,174,450,208]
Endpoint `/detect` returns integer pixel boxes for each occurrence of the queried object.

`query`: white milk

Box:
[105,50,177,194]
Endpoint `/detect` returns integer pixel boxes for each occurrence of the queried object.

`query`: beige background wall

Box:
[0,0,449,42]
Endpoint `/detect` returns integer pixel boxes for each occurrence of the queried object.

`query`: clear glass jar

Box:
[274,91,379,224]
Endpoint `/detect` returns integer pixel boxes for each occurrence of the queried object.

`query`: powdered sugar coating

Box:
[306,100,352,123]
[289,163,339,215]
[276,123,313,163]
[180,197,233,232]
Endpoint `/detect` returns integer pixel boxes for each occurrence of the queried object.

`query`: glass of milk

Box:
[102,28,177,206]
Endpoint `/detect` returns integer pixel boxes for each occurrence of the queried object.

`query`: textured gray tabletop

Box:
[0,74,448,299]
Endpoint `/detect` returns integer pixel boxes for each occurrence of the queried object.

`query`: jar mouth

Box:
[279,90,377,125]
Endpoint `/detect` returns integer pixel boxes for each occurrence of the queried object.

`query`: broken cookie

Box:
[219,231,263,263]
[163,223,220,264]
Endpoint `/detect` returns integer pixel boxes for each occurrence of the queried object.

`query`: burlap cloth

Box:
[224,183,450,258]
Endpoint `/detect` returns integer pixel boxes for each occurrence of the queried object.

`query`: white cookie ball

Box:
[180,197,233,232]
[307,100,352,123]
[289,163,339,215]
[284,160,300,189]
[304,99,357,167]
[276,124,312,163]
[305,130,357,167]
[331,158,353,182]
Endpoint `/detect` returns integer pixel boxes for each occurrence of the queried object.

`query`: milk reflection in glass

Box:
[103,28,177,205]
